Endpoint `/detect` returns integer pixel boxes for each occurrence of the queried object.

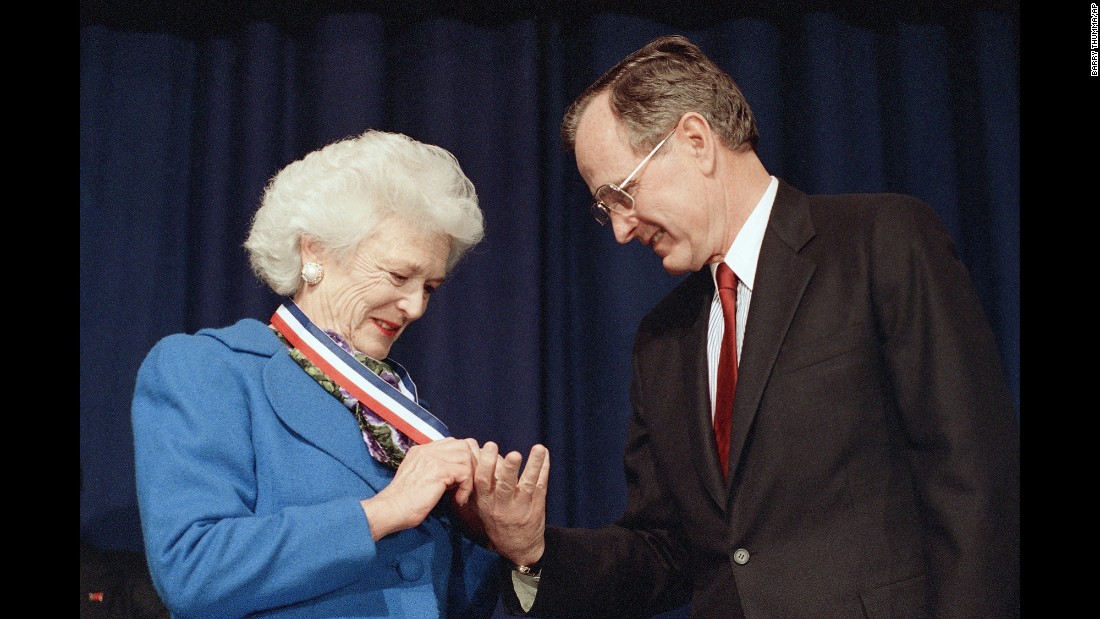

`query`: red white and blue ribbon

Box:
[270,303,449,445]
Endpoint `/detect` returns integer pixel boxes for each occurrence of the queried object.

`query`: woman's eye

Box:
[389,272,409,283]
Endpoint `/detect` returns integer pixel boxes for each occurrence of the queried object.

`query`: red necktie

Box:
[714,263,738,479]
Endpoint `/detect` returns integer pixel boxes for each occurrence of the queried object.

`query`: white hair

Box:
[244,130,484,296]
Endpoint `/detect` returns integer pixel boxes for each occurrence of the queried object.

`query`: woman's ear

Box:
[300,236,322,264]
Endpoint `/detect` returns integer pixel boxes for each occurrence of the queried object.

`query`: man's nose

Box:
[610,210,639,244]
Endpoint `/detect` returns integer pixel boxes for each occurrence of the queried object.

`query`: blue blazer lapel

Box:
[263,351,391,493]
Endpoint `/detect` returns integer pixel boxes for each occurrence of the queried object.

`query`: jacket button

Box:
[397,557,424,581]
[733,548,750,565]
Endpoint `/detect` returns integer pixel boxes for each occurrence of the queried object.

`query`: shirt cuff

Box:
[511,569,540,612]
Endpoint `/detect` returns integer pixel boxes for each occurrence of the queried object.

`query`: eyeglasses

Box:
[590,129,676,225]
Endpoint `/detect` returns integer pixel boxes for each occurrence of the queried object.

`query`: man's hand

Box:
[472,441,550,566]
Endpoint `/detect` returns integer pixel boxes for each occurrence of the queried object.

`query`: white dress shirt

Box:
[707,176,778,421]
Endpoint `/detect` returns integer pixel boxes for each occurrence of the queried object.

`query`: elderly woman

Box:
[132,130,502,618]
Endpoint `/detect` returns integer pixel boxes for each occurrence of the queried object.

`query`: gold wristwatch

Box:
[513,558,543,579]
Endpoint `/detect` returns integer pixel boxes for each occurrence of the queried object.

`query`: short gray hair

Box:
[245,130,484,296]
[561,35,759,154]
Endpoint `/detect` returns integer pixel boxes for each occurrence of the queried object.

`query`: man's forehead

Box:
[577,93,623,143]
[575,95,631,182]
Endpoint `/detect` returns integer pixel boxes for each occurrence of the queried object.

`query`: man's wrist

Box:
[512,556,543,576]
[512,556,543,577]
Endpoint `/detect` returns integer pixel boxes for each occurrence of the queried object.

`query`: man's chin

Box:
[660,256,695,276]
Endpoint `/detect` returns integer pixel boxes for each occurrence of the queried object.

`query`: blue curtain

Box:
[80,4,1019,616]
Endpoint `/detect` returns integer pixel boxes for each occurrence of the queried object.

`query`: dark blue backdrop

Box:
[80,2,1019,616]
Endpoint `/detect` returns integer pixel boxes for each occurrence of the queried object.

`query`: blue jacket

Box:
[132,318,501,618]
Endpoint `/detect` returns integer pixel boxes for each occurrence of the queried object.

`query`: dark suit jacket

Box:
[512,180,1020,618]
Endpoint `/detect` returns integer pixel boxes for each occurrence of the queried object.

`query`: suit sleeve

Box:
[869,198,1020,617]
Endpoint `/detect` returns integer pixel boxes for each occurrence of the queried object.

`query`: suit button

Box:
[733,548,750,565]
[397,557,424,581]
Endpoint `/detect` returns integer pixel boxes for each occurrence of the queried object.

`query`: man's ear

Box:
[679,111,716,175]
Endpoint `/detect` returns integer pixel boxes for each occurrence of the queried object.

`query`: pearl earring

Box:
[301,262,324,285]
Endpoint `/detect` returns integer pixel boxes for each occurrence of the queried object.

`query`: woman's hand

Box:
[451,438,493,546]
[359,437,478,540]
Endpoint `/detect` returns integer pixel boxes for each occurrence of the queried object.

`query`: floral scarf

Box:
[273,328,414,470]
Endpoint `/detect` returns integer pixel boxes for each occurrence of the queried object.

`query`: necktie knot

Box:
[717,263,737,291]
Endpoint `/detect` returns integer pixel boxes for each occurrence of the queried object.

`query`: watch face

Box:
[515,563,541,577]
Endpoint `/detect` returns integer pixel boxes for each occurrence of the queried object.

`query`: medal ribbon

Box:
[270,303,448,444]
